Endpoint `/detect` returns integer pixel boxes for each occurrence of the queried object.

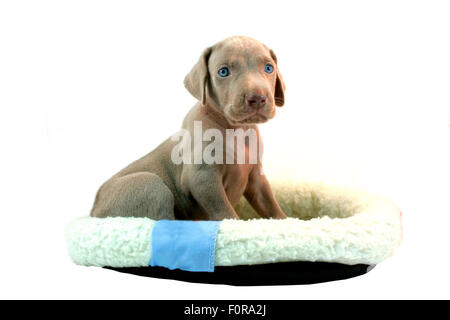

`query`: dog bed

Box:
[65,181,402,285]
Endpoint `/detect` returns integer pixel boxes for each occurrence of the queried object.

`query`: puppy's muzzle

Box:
[245,92,267,110]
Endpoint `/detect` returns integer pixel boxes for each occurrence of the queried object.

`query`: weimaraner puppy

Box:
[90,36,287,220]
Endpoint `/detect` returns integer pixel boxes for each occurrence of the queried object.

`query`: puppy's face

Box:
[184,36,286,125]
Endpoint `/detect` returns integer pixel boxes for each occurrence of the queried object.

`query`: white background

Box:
[1,0,449,299]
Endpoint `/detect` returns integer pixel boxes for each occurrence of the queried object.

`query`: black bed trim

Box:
[105,261,373,286]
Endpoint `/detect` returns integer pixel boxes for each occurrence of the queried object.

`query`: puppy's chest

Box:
[223,133,262,165]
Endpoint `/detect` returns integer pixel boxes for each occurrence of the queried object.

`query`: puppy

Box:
[91,36,287,220]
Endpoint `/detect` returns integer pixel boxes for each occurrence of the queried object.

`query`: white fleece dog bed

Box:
[66,181,402,285]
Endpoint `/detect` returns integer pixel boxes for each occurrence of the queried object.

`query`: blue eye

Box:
[265,64,274,74]
[218,67,230,77]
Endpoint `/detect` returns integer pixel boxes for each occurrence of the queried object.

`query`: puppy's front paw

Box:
[272,211,287,219]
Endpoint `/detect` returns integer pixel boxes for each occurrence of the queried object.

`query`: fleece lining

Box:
[65,181,402,268]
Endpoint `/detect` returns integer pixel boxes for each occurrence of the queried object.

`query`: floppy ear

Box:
[184,47,213,106]
[270,49,286,107]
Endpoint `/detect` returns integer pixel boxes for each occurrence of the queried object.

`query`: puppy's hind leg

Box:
[90,172,175,220]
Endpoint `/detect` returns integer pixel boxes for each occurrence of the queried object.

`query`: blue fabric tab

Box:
[149,220,221,272]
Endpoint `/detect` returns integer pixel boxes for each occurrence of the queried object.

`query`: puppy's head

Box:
[184,36,285,125]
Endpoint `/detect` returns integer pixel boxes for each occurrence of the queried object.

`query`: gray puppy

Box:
[91,36,287,220]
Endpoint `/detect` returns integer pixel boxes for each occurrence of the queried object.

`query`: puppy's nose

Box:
[245,93,266,109]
